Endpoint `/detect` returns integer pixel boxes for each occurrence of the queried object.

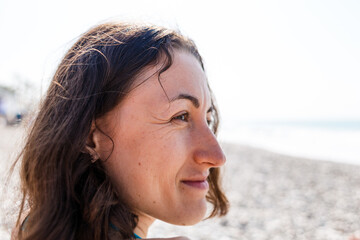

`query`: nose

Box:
[193,127,226,167]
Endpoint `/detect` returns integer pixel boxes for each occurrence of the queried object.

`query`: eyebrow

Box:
[169,93,213,113]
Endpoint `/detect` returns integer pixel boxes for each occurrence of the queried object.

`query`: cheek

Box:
[100,122,208,224]
[103,126,188,202]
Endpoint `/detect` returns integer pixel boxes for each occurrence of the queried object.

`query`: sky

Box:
[0,0,359,122]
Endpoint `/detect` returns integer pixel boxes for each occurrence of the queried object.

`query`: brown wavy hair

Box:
[14,22,228,240]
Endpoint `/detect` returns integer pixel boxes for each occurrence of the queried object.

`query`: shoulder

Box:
[147,237,191,240]
[11,224,19,240]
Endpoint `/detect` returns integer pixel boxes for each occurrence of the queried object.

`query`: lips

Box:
[181,172,210,190]
[182,180,209,190]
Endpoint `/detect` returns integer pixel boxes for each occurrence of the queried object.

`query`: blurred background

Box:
[1,0,359,164]
[1,0,360,239]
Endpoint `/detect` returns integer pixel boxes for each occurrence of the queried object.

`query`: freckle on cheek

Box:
[153,201,156,204]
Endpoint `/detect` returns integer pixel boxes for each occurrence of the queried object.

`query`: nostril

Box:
[193,143,226,167]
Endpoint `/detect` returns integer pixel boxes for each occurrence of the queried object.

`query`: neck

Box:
[133,212,155,238]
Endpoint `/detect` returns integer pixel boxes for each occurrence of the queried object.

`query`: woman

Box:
[13,22,228,240]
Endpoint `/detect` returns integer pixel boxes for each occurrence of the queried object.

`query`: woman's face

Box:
[94,50,226,225]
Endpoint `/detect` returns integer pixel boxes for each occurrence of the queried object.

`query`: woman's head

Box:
[94,49,226,227]
[18,22,228,239]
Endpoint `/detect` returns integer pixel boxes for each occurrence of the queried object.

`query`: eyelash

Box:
[172,112,189,122]
[171,112,213,126]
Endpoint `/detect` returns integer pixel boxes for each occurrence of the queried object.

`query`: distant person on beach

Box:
[12,22,228,240]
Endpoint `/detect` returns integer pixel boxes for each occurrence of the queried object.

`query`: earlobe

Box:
[84,145,100,163]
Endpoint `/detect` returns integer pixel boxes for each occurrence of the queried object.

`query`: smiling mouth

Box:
[181,180,209,190]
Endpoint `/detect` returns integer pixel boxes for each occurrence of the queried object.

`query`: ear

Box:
[84,121,100,162]
[86,121,97,148]
[86,120,113,162]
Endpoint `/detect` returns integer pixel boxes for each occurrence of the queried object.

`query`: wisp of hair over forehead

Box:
[14,22,229,240]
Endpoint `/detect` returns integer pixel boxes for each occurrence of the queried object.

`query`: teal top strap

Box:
[109,222,142,239]
[134,232,142,239]
[21,216,29,231]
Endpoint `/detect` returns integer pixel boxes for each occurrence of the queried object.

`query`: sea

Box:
[219,120,360,166]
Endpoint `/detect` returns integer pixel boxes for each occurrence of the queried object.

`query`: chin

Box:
[168,201,208,226]
[180,213,206,226]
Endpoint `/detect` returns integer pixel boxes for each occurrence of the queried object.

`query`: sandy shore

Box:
[1,126,360,240]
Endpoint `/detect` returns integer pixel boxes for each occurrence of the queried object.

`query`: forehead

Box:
[128,50,210,108]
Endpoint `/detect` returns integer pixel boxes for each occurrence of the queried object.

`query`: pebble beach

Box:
[1,126,360,240]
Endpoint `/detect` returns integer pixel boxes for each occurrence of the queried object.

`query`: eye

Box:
[206,112,214,126]
[171,112,189,122]
[207,117,215,128]
[206,106,215,127]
